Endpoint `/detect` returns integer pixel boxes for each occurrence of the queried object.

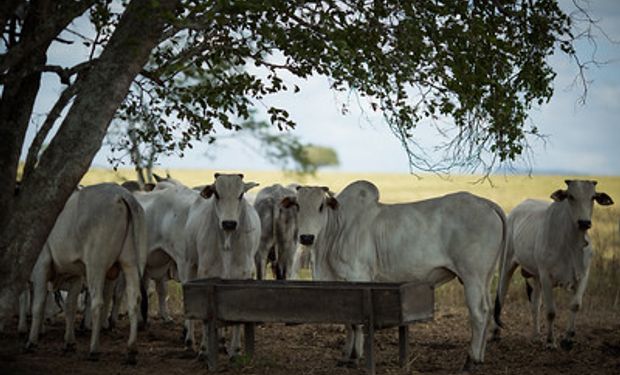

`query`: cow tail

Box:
[525,280,533,302]
[121,193,149,327]
[491,202,508,329]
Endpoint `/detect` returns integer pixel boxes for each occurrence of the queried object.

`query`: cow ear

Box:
[214,172,221,179]
[326,197,339,210]
[237,173,244,179]
[144,183,156,192]
[551,189,568,202]
[280,196,298,209]
[154,173,165,182]
[201,185,216,199]
[594,192,614,206]
[296,185,302,191]
[244,182,259,192]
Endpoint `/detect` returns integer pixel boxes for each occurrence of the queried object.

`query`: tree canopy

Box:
[0,0,601,315]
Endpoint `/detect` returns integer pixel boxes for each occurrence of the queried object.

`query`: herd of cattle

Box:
[0,173,614,370]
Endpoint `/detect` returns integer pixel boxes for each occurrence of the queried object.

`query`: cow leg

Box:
[463,280,490,369]
[184,319,196,350]
[539,272,557,349]
[254,252,265,280]
[227,324,242,358]
[86,276,105,360]
[63,279,82,353]
[118,261,141,364]
[338,324,355,365]
[491,260,518,340]
[561,267,590,351]
[528,279,542,340]
[81,291,92,331]
[352,325,364,363]
[101,280,116,331]
[18,289,30,335]
[26,251,53,350]
[109,277,125,329]
[155,278,172,323]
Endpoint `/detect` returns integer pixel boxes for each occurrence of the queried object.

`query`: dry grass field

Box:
[2,168,618,374]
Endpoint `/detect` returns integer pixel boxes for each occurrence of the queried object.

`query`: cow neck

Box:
[311,206,344,281]
[546,201,590,283]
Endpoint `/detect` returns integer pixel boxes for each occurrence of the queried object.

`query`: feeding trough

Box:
[183,278,434,374]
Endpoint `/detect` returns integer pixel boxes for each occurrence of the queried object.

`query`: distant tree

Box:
[301,145,339,172]
[0,1,605,321]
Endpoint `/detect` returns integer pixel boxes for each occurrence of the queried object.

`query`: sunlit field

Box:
[83,168,620,315]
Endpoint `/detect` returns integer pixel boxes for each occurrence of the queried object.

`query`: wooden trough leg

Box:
[206,285,218,371]
[206,320,218,371]
[244,323,255,358]
[399,325,409,369]
[363,290,376,375]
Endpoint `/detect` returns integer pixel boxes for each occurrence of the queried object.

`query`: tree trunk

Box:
[0,0,179,320]
[0,0,52,235]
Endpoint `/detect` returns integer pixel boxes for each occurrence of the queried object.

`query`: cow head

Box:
[200,173,259,231]
[295,186,338,246]
[550,179,614,231]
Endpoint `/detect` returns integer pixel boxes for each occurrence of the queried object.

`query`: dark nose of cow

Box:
[222,220,238,231]
[299,234,315,246]
[578,220,592,230]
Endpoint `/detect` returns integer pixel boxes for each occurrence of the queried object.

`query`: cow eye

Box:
[319,203,324,212]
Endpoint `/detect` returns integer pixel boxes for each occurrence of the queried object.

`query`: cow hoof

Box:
[124,350,138,366]
[461,355,480,373]
[87,351,101,361]
[63,342,77,353]
[560,338,574,351]
[23,341,37,353]
[184,339,194,350]
[490,329,501,342]
[545,341,557,350]
[336,358,359,368]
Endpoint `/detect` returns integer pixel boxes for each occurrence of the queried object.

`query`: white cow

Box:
[253,184,299,280]
[295,181,506,370]
[493,179,613,350]
[133,181,199,323]
[184,173,260,359]
[25,183,147,363]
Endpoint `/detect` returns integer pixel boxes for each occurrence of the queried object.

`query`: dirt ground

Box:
[1,304,619,375]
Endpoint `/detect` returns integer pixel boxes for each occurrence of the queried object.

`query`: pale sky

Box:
[22,1,620,176]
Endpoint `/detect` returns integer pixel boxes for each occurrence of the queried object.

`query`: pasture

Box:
[2,169,619,374]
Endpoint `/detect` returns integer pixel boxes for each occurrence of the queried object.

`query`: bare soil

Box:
[1,304,619,375]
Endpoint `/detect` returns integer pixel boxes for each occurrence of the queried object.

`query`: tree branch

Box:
[0,0,96,75]
[22,82,79,181]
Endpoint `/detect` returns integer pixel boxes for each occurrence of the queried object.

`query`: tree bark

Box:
[0,0,179,320]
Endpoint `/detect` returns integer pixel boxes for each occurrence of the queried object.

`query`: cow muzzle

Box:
[577,220,591,231]
[299,234,315,246]
[222,220,238,231]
